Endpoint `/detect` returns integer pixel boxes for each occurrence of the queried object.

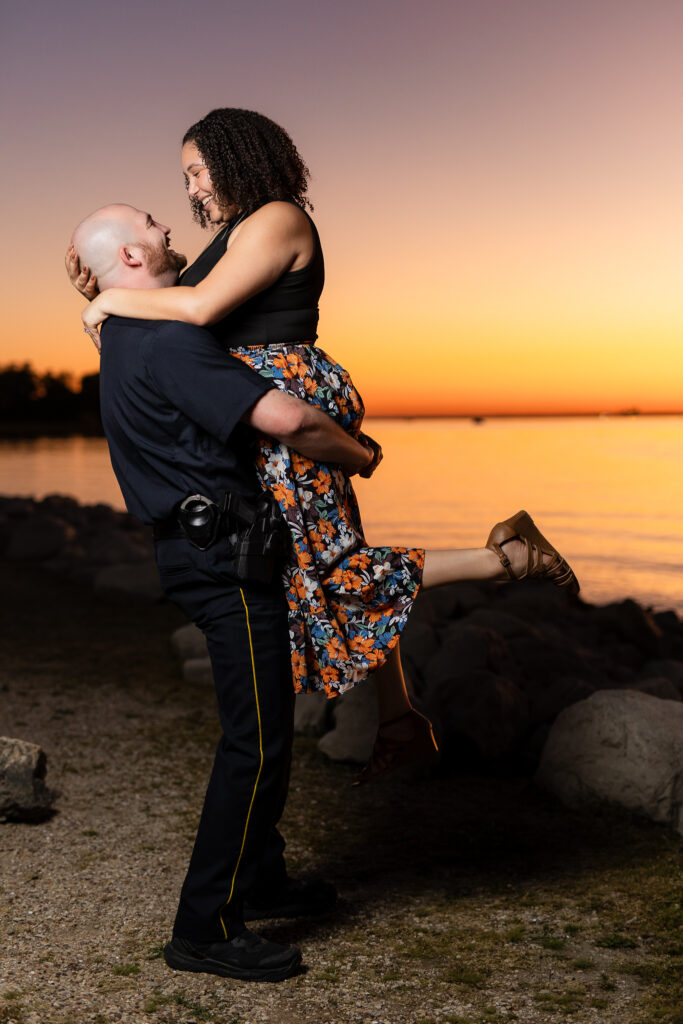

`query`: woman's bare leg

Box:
[373,644,412,722]
[372,544,523,727]
[356,641,437,785]
[421,546,507,589]
[361,535,554,782]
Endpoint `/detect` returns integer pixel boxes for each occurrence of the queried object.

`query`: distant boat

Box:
[617,408,641,416]
[471,415,485,425]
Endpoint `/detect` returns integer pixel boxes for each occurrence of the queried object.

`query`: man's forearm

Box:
[245,390,371,474]
[280,405,371,474]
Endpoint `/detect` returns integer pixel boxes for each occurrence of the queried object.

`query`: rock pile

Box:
[402,581,683,773]
[0,494,161,602]
[169,580,683,797]
[5,495,682,834]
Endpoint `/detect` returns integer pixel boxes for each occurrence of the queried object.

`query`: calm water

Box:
[1,417,682,613]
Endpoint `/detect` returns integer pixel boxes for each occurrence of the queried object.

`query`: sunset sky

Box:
[2,0,683,416]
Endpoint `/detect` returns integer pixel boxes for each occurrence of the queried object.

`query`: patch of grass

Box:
[0,1005,24,1024]
[111,963,140,976]
[599,973,616,991]
[596,932,638,949]
[149,992,226,1023]
[81,829,98,837]
[0,995,20,1003]
[532,985,586,1014]
[622,961,672,984]
[503,924,525,943]
[143,995,169,1014]
[146,943,165,960]
[540,934,567,950]
[316,966,340,983]
[403,930,459,959]
[620,953,683,1023]
[571,957,595,970]
[565,923,581,936]
[591,999,609,1010]
[443,963,490,988]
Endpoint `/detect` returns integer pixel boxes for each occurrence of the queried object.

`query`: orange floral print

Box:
[230,342,424,694]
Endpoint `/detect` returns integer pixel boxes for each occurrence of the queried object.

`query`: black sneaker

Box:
[163,930,301,982]
[244,877,337,921]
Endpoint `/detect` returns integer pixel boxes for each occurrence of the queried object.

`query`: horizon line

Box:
[363,410,683,420]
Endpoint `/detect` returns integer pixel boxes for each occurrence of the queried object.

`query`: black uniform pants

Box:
[155,537,295,942]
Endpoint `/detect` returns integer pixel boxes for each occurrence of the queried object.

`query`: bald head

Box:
[71,204,186,290]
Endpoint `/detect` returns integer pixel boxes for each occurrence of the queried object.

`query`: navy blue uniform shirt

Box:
[99,317,273,524]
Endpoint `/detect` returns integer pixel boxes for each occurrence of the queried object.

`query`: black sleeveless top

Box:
[179,206,324,347]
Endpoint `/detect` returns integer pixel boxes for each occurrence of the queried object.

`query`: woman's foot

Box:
[486,510,580,595]
[353,708,439,786]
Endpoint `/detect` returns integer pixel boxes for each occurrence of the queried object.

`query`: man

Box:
[70,205,375,982]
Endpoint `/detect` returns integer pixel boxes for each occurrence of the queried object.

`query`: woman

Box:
[67,108,579,783]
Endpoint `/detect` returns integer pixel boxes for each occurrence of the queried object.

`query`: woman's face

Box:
[181,141,238,224]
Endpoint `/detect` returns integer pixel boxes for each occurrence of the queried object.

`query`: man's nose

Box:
[156,222,171,235]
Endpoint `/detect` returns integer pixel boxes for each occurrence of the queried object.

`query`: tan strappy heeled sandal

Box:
[352,708,439,786]
[486,510,580,596]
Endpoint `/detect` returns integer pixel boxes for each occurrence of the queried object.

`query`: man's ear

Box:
[119,245,143,268]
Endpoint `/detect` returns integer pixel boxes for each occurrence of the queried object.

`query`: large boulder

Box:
[525,674,597,729]
[639,659,683,698]
[424,668,530,762]
[171,623,208,660]
[630,677,681,702]
[536,690,683,834]
[318,681,377,763]
[0,737,56,822]
[591,599,663,658]
[396,619,440,688]
[93,561,164,603]
[80,530,151,565]
[294,692,330,737]
[5,516,74,561]
[182,657,214,686]
[423,622,510,679]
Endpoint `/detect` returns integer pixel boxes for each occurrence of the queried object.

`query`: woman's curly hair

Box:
[183,108,312,227]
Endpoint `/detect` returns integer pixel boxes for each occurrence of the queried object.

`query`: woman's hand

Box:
[65,244,99,300]
[357,432,383,478]
[81,294,110,353]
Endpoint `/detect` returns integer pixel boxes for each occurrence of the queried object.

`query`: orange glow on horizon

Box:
[4,3,683,420]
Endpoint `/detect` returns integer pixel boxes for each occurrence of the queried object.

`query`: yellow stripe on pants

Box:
[219,587,264,938]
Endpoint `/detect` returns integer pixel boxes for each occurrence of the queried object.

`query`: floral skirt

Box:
[230,343,424,696]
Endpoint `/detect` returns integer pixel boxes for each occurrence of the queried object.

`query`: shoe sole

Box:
[163,942,302,982]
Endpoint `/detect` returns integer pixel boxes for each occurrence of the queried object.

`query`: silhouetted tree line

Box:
[0,363,102,436]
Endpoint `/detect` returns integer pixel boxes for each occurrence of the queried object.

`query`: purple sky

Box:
[3,0,683,413]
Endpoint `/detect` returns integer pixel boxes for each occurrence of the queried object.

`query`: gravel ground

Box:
[1,562,681,1024]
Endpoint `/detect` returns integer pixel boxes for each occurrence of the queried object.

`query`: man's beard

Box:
[141,240,188,278]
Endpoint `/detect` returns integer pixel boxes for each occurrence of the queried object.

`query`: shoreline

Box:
[2,493,683,776]
[2,410,683,441]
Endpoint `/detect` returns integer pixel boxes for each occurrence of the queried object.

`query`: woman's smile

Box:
[182,141,227,223]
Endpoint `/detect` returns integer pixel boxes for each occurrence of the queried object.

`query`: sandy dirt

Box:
[1,562,681,1024]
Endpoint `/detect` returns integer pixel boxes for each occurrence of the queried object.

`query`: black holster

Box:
[222,491,289,584]
[174,491,288,584]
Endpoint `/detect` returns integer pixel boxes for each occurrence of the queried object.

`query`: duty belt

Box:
[153,491,288,584]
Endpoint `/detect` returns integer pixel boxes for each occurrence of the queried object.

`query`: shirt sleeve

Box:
[142,321,272,443]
